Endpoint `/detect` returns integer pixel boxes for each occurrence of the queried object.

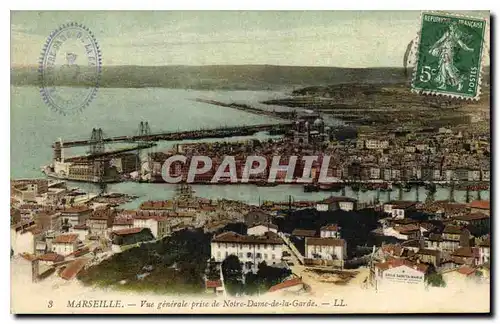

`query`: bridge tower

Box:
[89,128,107,194]
[90,128,105,155]
[135,121,154,180]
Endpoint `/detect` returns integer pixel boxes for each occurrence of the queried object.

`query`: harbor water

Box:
[11,86,489,208]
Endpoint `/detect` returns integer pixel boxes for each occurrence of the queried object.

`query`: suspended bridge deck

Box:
[56,123,293,148]
[64,143,157,162]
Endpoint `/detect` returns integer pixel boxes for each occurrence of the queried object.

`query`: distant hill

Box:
[11,65,490,91]
[12,65,411,91]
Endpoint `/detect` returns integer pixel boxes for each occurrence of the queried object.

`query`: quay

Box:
[193,98,296,120]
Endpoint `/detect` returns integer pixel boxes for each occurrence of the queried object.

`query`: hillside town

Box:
[11,171,490,296]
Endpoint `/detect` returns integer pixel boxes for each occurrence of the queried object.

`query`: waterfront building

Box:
[139,200,175,212]
[481,169,490,181]
[11,179,49,203]
[315,197,357,212]
[210,231,284,273]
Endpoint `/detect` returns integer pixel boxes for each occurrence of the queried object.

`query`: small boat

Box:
[319,183,343,191]
[304,184,319,192]
[425,183,437,192]
[256,180,278,187]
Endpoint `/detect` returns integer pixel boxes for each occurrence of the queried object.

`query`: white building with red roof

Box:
[51,233,80,256]
[247,223,278,236]
[132,214,170,239]
[211,231,284,273]
[320,224,341,238]
[372,258,429,290]
[70,224,89,241]
[305,237,347,262]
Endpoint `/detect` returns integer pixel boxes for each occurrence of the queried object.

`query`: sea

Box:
[11,86,489,209]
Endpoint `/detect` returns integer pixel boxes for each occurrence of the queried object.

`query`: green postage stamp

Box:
[412,12,488,99]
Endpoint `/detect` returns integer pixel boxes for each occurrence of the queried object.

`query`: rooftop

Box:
[37,252,64,262]
[205,280,222,288]
[454,213,489,222]
[375,258,429,274]
[306,237,346,247]
[248,222,279,230]
[469,200,490,210]
[443,225,464,235]
[60,206,91,214]
[112,227,147,236]
[320,224,340,231]
[268,277,303,293]
[451,247,475,258]
[140,200,175,210]
[318,196,357,204]
[52,233,79,244]
[386,200,417,209]
[291,229,317,237]
[417,248,440,257]
[72,224,89,230]
[212,231,283,245]
[457,266,477,276]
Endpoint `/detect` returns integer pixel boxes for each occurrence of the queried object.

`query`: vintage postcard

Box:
[10,10,490,314]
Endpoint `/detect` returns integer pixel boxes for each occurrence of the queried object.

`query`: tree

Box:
[426,272,446,288]
[206,258,220,281]
[222,255,242,279]
[222,255,243,296]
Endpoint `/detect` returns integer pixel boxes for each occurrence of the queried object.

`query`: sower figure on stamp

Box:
[428,22,474,91]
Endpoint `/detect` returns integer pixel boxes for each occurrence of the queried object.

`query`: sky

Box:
[11,10,490,67]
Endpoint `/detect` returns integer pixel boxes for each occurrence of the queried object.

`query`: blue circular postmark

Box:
[38,22,102,115]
